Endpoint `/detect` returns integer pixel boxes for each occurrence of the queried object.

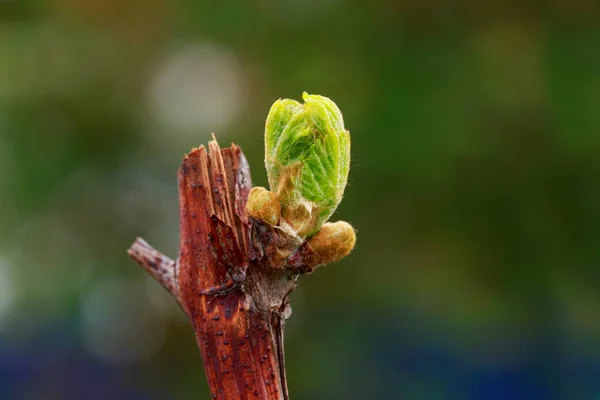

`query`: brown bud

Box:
[245,187,281,226]
[307,221,356,265]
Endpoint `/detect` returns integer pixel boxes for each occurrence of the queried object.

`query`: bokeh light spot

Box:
[148,43,244,137]
[0,257,16,331]
[81,277,167,366]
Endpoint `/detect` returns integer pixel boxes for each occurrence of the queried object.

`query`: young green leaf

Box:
[265,92,350,238]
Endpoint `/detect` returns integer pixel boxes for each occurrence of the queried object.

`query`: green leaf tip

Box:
[264,92,350,238]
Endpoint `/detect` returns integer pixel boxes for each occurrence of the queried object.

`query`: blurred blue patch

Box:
[0,320,158,400]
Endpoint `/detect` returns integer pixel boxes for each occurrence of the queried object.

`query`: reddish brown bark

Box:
[129,140,298,399]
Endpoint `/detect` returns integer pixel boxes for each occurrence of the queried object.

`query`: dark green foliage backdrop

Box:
[1,1,600,398]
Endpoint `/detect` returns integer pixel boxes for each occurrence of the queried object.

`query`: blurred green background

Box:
[2,1,600,399]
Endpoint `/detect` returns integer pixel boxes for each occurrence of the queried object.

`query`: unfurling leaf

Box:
[264,92,350,238]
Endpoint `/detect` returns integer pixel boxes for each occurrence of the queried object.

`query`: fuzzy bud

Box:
[245,187,281,226]
[307,221,356,265]
[264,92,350,238]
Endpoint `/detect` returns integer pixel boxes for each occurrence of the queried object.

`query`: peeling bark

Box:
[129,140,297,399]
